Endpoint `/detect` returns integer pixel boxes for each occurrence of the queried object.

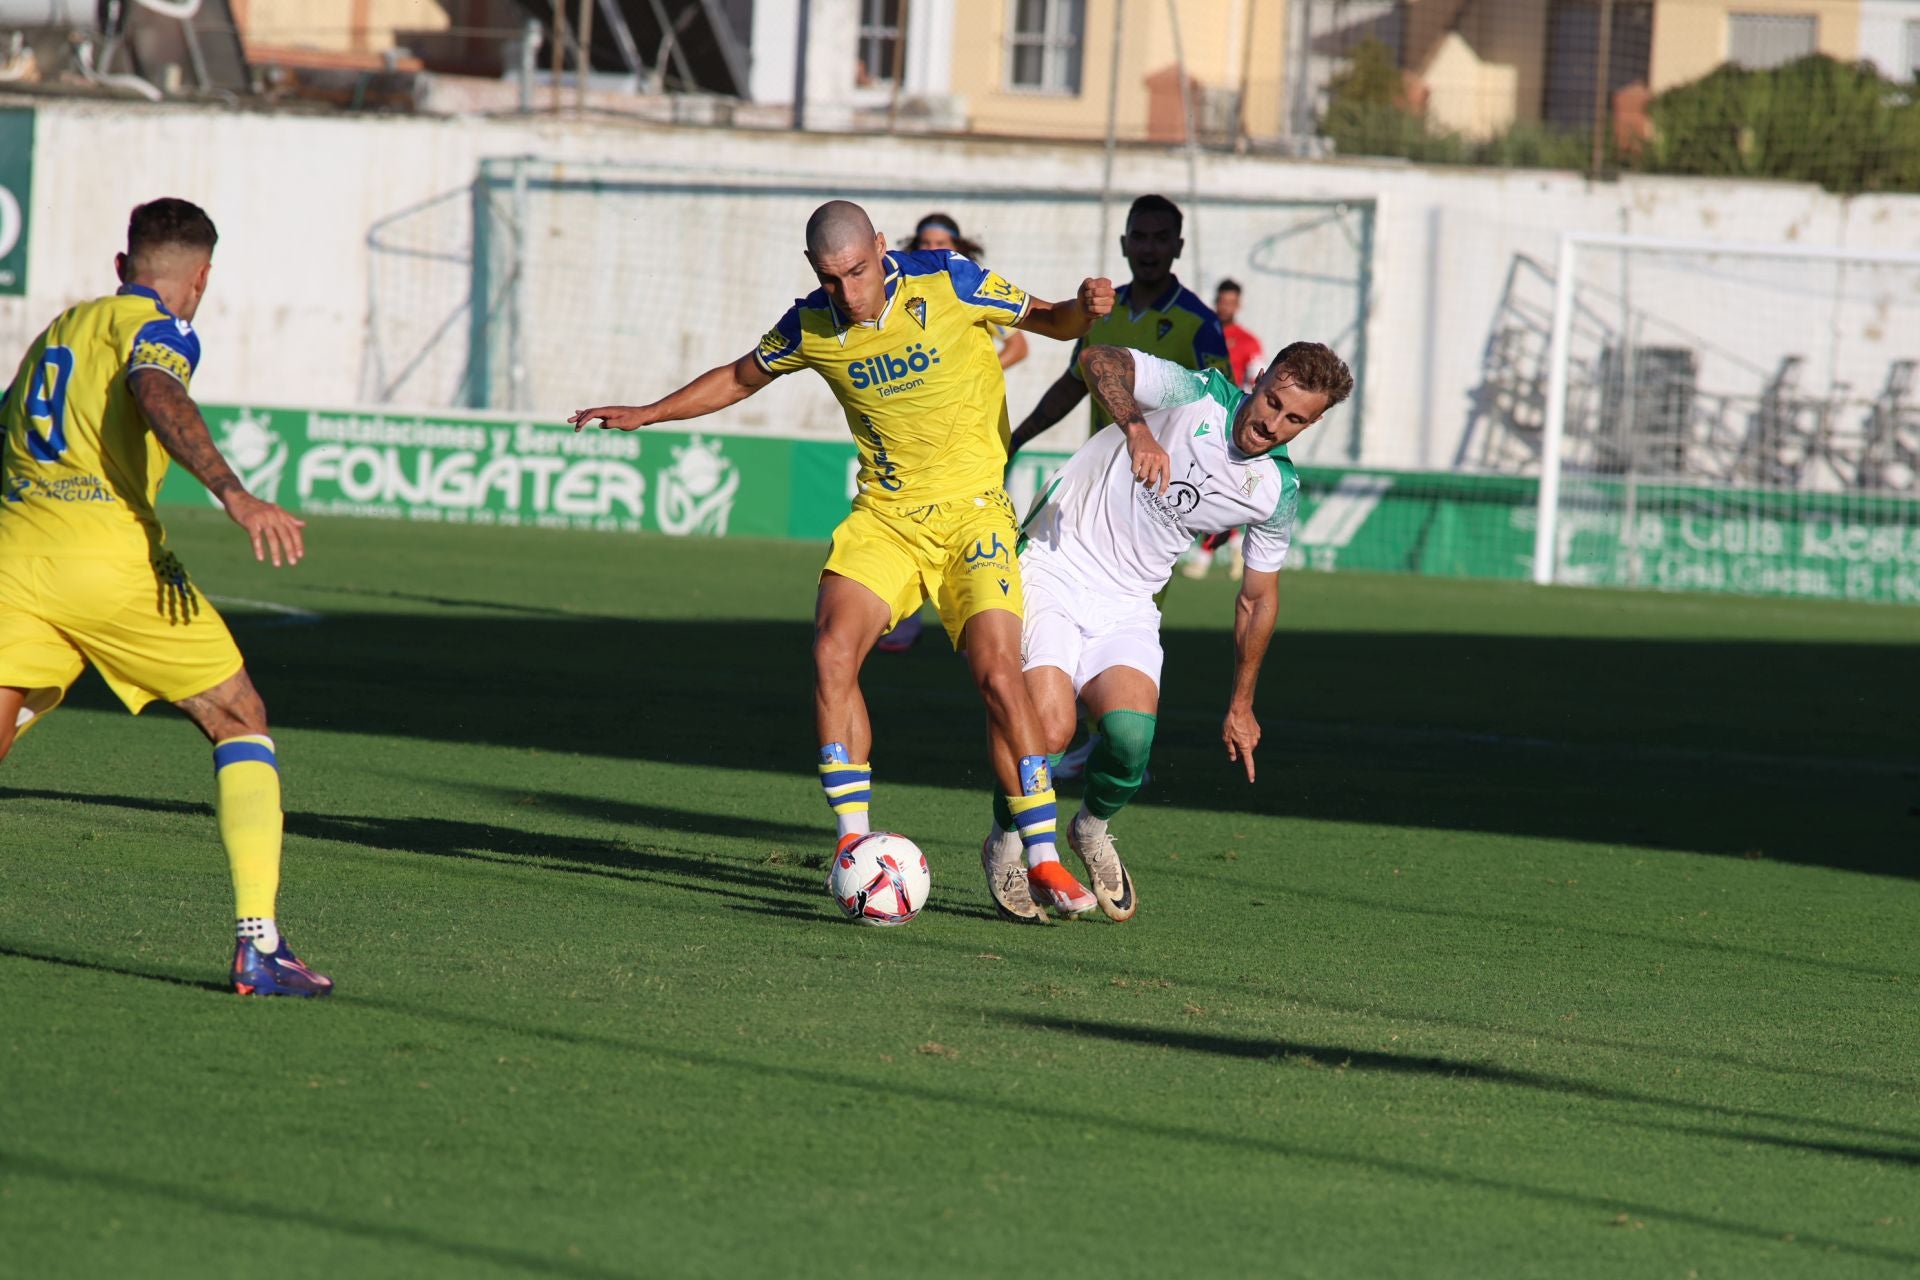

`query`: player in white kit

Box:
[986,340,1353,920]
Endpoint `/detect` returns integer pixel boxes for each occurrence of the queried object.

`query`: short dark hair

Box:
[1125,194,1183,237]
[1215,278,1243,296]
[127,198,217,262]
[1271,341,1354,407]
[907,211,985,260]
[914,212,960,239]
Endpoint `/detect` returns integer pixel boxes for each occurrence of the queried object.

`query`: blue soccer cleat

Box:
[231,937,334,998]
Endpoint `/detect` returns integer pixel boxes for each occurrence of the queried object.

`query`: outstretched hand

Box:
[569,406,652,433]
[1222,703,1260,783]
[223,491,305,568]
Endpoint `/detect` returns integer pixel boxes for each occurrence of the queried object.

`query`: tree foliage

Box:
[1319,43,1920,194]
[1640,55,1920,194]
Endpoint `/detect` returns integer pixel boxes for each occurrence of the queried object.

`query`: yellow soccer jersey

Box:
[0,285,201,560]
[754,249,1032,508]
[1068,279,1230,430]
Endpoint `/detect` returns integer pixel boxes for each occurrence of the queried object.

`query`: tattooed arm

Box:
[1078,345,1171,494]
[130,369,306,567]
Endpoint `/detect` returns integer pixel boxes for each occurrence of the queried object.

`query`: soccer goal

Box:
[1531,232,1920,605]
[363,155,1375,459]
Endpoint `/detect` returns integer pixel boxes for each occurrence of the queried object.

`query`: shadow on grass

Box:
[0,787,829,917]
[1001,1011,1920,1158]
[0,1147,636,1279]
[890,930,1918,1092]
[1263,883,1920,983]
[55,608,1904,878]
[5,941,1916,1268]
[0,943,228,994]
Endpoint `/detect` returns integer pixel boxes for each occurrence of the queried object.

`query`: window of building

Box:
[1543,0,1654,132]
[858,0,903,86]
[1726,13,1817,70]
[1007,0,1084,95]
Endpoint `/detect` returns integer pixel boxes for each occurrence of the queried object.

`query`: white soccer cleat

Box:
[981,826,1048,925]
[1068,811,1137,923]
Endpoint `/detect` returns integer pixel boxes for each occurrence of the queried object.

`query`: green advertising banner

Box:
[160,405,1920,605]
[0,107,31,297]
[159,406,854,539]
[1550,478,1920,604]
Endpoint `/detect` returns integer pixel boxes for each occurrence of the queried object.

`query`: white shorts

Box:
[1019,557,1163,694]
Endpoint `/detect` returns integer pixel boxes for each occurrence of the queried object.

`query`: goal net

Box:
[364,157,1374,471]
[1533,233,1920,605]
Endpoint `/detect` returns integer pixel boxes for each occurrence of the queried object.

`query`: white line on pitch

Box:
[206,594,325,624]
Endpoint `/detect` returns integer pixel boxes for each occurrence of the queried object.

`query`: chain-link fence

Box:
[20,1,1918,190]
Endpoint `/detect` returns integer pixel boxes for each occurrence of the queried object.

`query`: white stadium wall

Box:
[5,95,1918,471]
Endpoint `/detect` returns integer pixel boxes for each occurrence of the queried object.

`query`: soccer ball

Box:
[828,833,931,926]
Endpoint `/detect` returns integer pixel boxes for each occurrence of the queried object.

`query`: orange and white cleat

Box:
[1028,859,1098,918]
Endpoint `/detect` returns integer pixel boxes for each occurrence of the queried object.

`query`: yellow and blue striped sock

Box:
[213,735,283,934]
[818,742,872,842]
[1007,753,1059,867]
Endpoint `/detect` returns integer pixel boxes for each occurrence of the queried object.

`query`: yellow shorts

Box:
[823,488,1025,647]
[0,552,244,734]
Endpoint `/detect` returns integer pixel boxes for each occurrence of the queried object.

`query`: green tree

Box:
[1638,55,1920,194]
[1320,37,1435,160]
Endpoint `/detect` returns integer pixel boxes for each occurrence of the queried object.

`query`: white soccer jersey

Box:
[1018,353,1300,598]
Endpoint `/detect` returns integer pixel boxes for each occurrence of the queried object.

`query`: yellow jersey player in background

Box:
[1005,193,1233,783]
[572,200,1115,924]
[1008,193,1230,451]
[0,198,331,997]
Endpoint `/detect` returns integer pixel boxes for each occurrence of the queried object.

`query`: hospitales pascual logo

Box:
[656,434,739,536]
[206,408,288,505]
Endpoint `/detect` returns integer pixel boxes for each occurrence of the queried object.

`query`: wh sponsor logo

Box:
[964,533,1010,569]
[848,342,939,391]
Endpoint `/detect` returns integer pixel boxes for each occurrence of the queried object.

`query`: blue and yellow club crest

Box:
[906,297,927,329]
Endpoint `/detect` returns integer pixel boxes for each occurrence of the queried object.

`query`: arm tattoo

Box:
[1083,346,1144,428]
[129,370,245,501]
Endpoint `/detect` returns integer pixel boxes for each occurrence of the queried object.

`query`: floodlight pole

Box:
[576,0,596,110]
[793,0,812,130]
[549,1,569,112]
[1096,0,1125,278]
[1533,233,1577,586]
[1167,0,1201,284]
[1589,0,1614,178]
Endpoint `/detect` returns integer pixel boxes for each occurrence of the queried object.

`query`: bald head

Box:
[803,200,890,324]
[806,200,876,257]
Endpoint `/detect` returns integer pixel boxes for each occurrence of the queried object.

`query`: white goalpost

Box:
[1532,232,1920,604]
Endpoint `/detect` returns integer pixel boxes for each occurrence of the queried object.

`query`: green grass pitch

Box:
[2,507,1917,1279]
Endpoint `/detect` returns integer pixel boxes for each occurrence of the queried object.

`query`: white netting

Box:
[1540,236,1920,602]
[366,158,1373,460]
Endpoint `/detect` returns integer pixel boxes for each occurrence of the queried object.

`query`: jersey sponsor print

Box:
[1021,353,1298,599]
[0,284,200,560]
[754,249,1031,510]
